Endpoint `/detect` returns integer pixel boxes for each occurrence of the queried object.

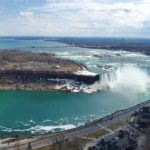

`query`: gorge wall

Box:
[0,70,100,85]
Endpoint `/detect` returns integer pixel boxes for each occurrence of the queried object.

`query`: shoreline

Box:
[56,38,150,56]
[0,99,150,149]
[0,79,109,94]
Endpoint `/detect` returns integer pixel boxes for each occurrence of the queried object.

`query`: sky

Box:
[0,0,150,37]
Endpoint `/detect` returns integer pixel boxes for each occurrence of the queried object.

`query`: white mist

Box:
[110,65,150,94]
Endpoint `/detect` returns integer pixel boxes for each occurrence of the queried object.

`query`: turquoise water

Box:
[0,37,150,137]
[0,90,146,137]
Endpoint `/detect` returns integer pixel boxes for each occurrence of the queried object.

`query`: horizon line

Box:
[0,36,150,40]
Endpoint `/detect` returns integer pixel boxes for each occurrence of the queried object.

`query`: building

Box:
[138,106,150,128]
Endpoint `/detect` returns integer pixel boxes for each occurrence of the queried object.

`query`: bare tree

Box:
[27,142,32,150]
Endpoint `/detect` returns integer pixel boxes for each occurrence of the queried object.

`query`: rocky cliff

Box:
[0,69,99,85]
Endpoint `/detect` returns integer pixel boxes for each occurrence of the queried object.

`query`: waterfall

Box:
[69,65,150,93]
[100,71,118,84]
[99,65,150,93]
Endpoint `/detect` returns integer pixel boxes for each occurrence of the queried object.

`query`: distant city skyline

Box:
[0,0,150,37]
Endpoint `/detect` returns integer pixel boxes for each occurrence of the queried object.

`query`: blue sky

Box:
[0,0,150,37]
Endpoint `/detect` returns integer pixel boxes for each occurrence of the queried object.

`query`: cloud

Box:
[20,11,33,17]
[30,0,150,35]
[0,0,150,37]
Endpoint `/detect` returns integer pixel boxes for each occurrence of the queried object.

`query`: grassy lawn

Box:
[35,138,91,150]
[86,129,108,139]
[107,122,123,131]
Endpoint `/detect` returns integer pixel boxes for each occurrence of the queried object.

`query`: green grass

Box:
[107,122,123,130]
[35,138,91,150]
[86,129,108,139]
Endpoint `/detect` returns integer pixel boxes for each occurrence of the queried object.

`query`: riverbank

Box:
[55,37,150,55]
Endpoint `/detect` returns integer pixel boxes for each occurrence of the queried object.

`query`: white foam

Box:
[32,124,75,132]
[0,124,76,133]
[74,67,96,76]
[124,52,147,58]
[28,120,34,123]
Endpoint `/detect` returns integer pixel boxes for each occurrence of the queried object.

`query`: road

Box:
[0,100,150,150]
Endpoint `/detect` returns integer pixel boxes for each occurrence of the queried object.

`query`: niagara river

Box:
[0,37,150,137]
